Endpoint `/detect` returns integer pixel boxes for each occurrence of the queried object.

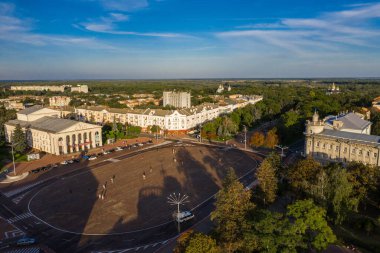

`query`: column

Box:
[91,130,96,148]
[63,136,68,154]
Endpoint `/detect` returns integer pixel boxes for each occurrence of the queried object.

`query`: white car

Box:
[103,150,110,155]
[88,156,97,160]
[115,147,123,151]
[175,211,194,223]
[137,143,143,147]
[60,160,68,165]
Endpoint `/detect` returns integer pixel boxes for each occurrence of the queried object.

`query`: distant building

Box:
[326,83,341,95]
[49,96,71,107]
[304,111,380,166]
[71,85,88,93]
[163,91,191,108]
[10,85,65,92]
[4,105,102,155]
[216,84,224,93]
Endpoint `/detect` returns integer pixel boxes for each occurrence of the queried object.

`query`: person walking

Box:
[143,171,146,180]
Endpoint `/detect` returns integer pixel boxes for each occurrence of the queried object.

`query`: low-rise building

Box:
[4,105,102,155]
[71,85,88,93]
[49,96,71,107]
[10,85,65,92]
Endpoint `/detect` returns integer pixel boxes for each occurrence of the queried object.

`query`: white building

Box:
[71,85,89,93]
[323,112,371,135]
[163,91,191,108]
[4,105,102,155]
[216,84,224,93]
[49,96,71,107]
[76,95,263,132]
[10,85,65,92]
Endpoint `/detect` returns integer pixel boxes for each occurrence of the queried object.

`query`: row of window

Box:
[311,141,378,158]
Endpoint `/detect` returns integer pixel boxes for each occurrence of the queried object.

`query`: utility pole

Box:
[11,143,17,176]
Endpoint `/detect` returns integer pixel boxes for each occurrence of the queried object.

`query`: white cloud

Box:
[216,2,380,56]
[100,0,148,12]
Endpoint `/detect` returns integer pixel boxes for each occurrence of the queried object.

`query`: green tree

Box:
[256,159,278,205]
[287,199,336,251]
[211,168,254,253]
[185,233,218,253]
[12,124,27,154]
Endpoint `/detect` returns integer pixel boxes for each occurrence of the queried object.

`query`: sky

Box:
[0,0,380,79]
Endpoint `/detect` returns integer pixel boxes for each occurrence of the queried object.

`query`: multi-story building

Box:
[75,95,263,132]
[163,91,191,108]
[4,105,102,155]
[71,85,89,93]
[304,111,380,166]
[49,96,71,107]
[10,85,65,92]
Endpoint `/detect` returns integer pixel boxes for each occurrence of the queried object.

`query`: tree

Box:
[185,233,218,253]
[12,124,27,154]
[174,230,195,253]
[250,131,265,147]
[287,157,323,196]
[211,168,254,253]
[287,199,336,251]
[256,159,278,205]
[264,128,279,148]
[347,162,379,210]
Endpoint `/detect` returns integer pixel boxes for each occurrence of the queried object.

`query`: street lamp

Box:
[275,145,288,158]
[167,192,189,233]
[243,125,247,150]
[10,141,21,176]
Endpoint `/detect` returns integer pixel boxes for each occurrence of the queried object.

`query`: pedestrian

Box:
[111,177,114,184]
[173,158,177,163]
[98,193,101,199]
[149,165,153,173]
[172,148,175,154]
[103,184,106,190]
[143,171,146,180]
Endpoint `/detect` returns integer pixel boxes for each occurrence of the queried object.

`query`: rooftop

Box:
[317,129,380,146]
[17,105,44,115]
[324,112,371,131]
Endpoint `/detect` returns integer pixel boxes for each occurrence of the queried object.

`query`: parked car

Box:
[88,156,97,160]
[67,160,74,164]
[82,155,90,160]
[115,147,123,151]
[137,143,143,147]
[73,159,80,163]
[16,237,36,246]
[31,168,41,174]
[51,163,59,168]
[103,150,111,155]
[41,166,50,171]
[60,160,68,165]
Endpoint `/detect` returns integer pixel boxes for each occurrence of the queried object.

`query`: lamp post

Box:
[243,125,247,150]
[275,145,288,159]
[167,192,189,233]
[10,141,21,176]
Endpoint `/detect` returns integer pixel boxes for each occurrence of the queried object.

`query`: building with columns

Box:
[4,105,102,155]
[304,111,380,166]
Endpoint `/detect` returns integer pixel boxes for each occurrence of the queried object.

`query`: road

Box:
[0,140,262,253]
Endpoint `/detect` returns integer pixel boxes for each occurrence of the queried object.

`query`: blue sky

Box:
[0,0,380,79]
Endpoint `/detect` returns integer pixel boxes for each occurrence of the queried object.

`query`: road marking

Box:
[3,180,45,198]
[7,212,33,224]
[4,228,25,239]
[107,158,121,163]
[4,248,41,253]
[12,193,28,205]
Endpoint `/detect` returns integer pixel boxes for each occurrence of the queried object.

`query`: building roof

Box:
[6,116,98,133]
[17,105,44,115]
[317,129,380,146]
[324,112,371,131]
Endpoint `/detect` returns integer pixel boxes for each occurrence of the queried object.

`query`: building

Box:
[49,96,71,107]
[76,95,263,132]
[326,83,341,95]
[216,84,224,93]
[163,91,191,108]
[4,105,102,155]
[304,111,380,166]
[323,112,371,135]
[71,85,89,93]
[10,85,65,92]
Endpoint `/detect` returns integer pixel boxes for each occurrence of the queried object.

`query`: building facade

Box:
[10,85,65,92]
[71,85,89,93]
[4,106,102,155]
[49,96,71,107]
[75,95,263,132]
[163,91,191,108]
[304,111,380,166]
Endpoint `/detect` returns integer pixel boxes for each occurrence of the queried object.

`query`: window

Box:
[335,146,339,152]
[330,144,333,150]
[352,148,356,154]
[374,153,377,158]
[322,143,326,149]
[317,142,320,147]
[367,151,370,157]
[359,150,362,155]
[344,147,347,153]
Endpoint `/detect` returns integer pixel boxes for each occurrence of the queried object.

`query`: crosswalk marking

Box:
[7,212,33,224]
[3,180,45,198]
[12,193,28,205]
[4,248,40,253]
[4,228,25,239]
